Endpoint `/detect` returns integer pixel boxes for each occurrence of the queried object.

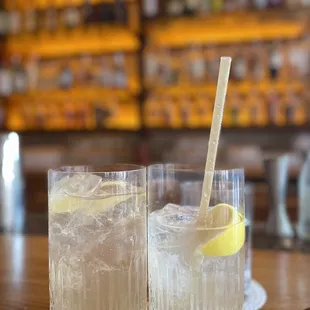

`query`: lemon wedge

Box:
[49,194,136,214]
[49,179,145,215]
[199,203,245,257]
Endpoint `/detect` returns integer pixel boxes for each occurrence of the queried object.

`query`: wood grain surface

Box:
[0,234,309,310]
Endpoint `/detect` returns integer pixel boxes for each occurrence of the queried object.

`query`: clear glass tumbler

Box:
[48,165,147,310]
[244,183,254,297]
[148,164,245,310]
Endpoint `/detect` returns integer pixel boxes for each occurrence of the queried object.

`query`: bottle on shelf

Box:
[284,91,297,125]
[229,92,241,127]
[185,0,201,14]
[267,90,282,125]
[26,54,39,92]
[253,0,268,9]
[206,47,220,82]
[211,0,224,12]
[269,43,283,81]
[288,40,309,80]
[144,94,162,127]
[99,55,114,88]
[0,3,9,35]
[144,0,159,17]
[268,0,284,8]
[196,94,212,127]
[114,52,127,89]
[81,0,93,27]
[62,0,81,30]
[77,54,93,85]
[0,59,13,97]
[8,5,22,35]
[180,95,192,127]
[249,44,265,82]
[24,6,39,33]
[44,4,59,32]
[59,64,74,89]
[201,0,211,13]
[144,48,159,86]
[225,0,238,12]
[11,55,28,94]
[188,45,206,84]
[166,0,185,17]
[163,95,180,128]
[232,53,247,82]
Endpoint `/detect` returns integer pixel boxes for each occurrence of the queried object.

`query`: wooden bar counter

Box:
[0,234,309,310]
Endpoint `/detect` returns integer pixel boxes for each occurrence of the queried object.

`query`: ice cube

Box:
[156,203,198,228]
[95,180,140,198]
[62,173,102,198]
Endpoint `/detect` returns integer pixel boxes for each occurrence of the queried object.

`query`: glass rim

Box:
[48,164,146,174]
[148,163,244,174]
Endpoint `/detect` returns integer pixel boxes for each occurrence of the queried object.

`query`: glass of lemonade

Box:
[148,164,245,310]
[48,165,147,310]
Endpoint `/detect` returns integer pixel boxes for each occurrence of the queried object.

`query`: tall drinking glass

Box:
[244,183,254,297]
[48,165,147,310]
[148,164,245,310]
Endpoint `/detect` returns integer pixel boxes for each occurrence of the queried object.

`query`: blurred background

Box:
[0,0,309,233]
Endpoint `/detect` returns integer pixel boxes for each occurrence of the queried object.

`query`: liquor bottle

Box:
[237,0,249,9]
[114,52,127,89]
[180,96,192,127]
[196,94,212,127]
[201,0,211,13]
[268,0,283,7]
[159,50,177,86]
[269,44,283,80]
[286,0,300,8]
[145,94,161,127]
[100,56,113,88]
[24,7,38,33]
[212,0,224,12]
[248,90,261,126]
[77,54,93,84]
[163,96,179,128]
[144,49,159,84]
[81,0,92,26]
[45,5,58,32]
[206,49,220,82]
[254,0,268,9]
[0,3,9,35]
[188,45,206,84]
[0,60,13,97]
[185,0,201,14]
[26,54,39,92]
[288,41,309,80]
[225,0,237,11]
[9,7,22,35]
[232,54,247,82]
[63,1,81,29]
[284,91,299,125]
[144,0,159,17]
[59,65,74,89]
[230,93,241,126]
[250,52,265,81]
[166,0,185,16]
[267,91,280,125]
[11,55,28,94]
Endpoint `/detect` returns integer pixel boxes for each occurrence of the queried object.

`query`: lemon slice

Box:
[49,194,137,214]
[49,178,145,215]
[199,204,245,257]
